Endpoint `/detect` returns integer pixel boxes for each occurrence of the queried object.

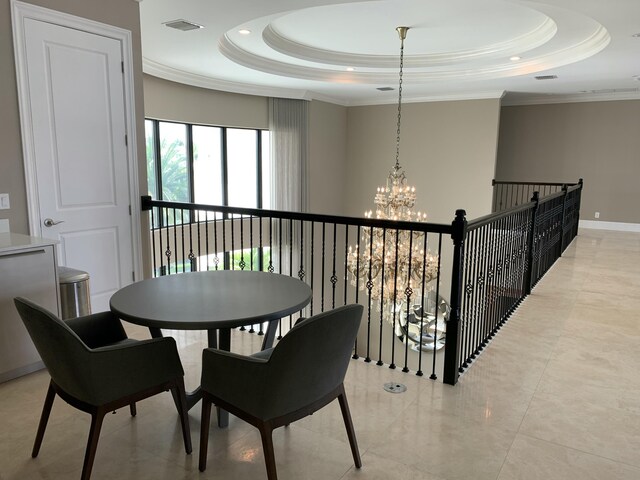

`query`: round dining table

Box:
[110,270,312,425]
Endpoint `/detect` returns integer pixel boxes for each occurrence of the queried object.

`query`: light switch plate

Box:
[0,194,9,210]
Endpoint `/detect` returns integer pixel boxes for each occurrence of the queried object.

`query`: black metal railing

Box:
[141,178,582,385]
[492,179,582,212]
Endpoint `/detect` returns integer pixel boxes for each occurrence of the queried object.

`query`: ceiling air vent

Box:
[535,75,558,80]
[163,19,203,31]
[377,87,395,91]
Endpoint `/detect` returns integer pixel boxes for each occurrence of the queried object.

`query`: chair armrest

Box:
[65,311,127,349]
[82,336,184,405]
[201,348,269,416]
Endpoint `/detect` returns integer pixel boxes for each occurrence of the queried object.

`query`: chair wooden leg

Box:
[81,407,106,480]
[199,396,212,472]
[258,423,278,480]
[172,378,192,454]
[337,386,362,468]
[32,381,56,458]
[129,402,137,417]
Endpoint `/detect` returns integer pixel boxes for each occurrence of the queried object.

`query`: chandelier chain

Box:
[395,36,404,171]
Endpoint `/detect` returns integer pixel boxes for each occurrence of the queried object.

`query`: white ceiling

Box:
[140,0,640,106]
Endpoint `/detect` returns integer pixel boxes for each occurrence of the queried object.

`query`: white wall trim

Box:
[580,220,640,232]
[11,0,143,279]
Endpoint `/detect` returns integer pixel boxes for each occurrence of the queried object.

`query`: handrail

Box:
[467,201,535,230]
[142,196,454,235]
[492,180,579,187]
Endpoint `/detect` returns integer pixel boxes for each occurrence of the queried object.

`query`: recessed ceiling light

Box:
[163,19,203,31]
[632,33,640,37]
[346,67,355,72]
[510,56,521,61]
[377,87,394,91]
[535,75,558,80]
[238,29,251,35]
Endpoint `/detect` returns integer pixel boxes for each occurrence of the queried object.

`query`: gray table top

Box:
[110,270,312,330]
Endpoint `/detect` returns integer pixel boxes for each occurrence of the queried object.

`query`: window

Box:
[146,119,271,275]
[145,119,271,210]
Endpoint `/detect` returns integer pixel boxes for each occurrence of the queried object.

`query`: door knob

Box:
[43,218,64,227]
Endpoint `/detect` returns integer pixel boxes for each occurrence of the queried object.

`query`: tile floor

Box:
[1,228,639,479]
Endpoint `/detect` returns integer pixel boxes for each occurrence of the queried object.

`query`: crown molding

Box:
[345,90,506,107]
[262,17,557,68]
[502,90,640,106]
[143,58,311,100]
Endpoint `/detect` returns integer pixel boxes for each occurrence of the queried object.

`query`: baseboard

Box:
[0,361,44,384]
[579,220,640,232]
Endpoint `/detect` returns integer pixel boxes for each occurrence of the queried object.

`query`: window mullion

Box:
[187,124,195,205]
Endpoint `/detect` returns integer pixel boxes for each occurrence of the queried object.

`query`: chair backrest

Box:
[14,297,93,401]
[258,304,363,420]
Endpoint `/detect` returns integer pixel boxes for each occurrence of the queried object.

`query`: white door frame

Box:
[11,0,143,279]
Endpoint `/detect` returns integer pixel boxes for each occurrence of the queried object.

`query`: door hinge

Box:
[124,134,128,146]
[128,205,132,216]
[132,271,135,282]
[121,61,124,73]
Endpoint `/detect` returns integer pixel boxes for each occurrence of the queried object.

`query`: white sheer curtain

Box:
[268,98,309,279]
[269,98,309,213]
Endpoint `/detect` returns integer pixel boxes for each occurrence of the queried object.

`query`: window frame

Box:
[146,118,266,210]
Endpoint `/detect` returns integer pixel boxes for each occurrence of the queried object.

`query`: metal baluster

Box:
[330,223,337,309]
[402,230,414,373]
[213,211,218,270]
[465,227,477,364]
[389,228,400,370]
[298,219,305,282]
[321,222,326,312]
[430,234,443,380]
[278,218,283,275]
[416,232,427,377]
[289,219,293,330]
[240,214,245,271]
[173,208,179,274]
[165,208,171,275]
[258,216,265,336]
[180,208,186,273]
[250,215,254,271]
[231,212,236,271]
[151,207,158,277]
[376,228,387,366]
[309,222,315,317]
[364,225,373,364]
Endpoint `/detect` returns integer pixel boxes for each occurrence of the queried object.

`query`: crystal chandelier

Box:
[347,27,439,315]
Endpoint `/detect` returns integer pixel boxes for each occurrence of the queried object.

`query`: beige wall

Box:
[308,100,348,215]
[346,99,501,224]
[0,0,145,236]
[143,74,268,129]
[496,101,640,223]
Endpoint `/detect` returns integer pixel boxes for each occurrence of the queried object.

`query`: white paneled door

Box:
[20,17,135,312]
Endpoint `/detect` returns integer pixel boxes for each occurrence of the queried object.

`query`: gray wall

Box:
[143,74,268,129]
[308,100,348,215]
[496,101,640,223]
[346,99,502,224]
[0,0,145,235]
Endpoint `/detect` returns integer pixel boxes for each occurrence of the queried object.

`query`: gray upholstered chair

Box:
[199,304,363,479]
[13,297,192,480]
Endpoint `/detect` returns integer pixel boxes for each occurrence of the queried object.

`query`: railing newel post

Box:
[443,209,467,386]
[560,184,568,253]
[523,191,539,295]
